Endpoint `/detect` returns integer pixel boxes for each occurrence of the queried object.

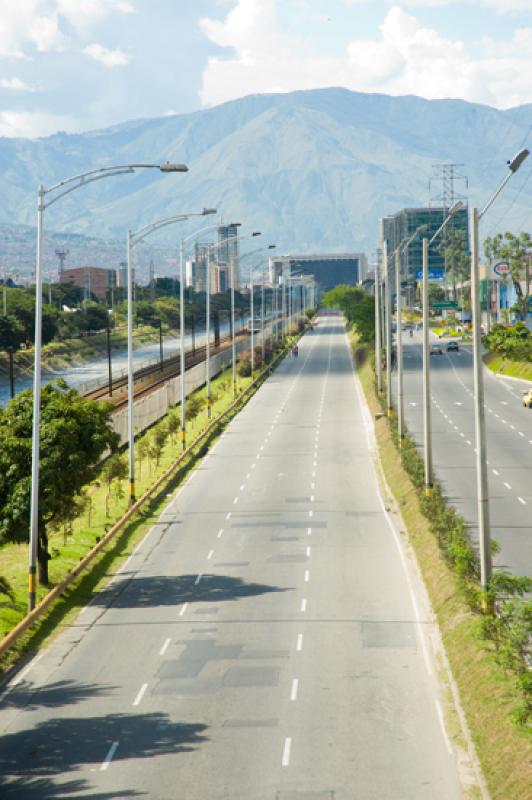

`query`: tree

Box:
[101,453,128,517]
[322,285,375,344]
[135,300,159,326]
[187,394,205,427]
[0,381,119,586]
[484,231,531,321]
[437,227,470,299]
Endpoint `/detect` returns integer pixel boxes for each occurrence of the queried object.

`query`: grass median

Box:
[484,351,532,383]
[353,338,531,800]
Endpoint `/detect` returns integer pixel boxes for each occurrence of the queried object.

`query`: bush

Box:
[237,352,252,377]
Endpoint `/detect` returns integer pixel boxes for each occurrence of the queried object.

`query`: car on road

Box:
[446,341,459,351]
[522,388,532,408]
[430,343,443,355]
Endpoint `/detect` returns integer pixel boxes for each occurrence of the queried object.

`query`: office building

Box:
[268,253,366,292]
[382,206,469,285]
[217,224,240,289]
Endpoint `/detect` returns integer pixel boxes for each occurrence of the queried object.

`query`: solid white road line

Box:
[290,679,299,701]
[435,700,453,755]
[282,737,292,767]
[159,638,171,656]
[133,683,148,707]
[100,741,119,771]
[179,602,189,616]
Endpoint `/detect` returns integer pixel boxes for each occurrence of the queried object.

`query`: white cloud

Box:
[399,0,532,10]
[0,1,134,59]
[0,110,77,138]
[0,77,35,91]
[84,43,129,67]
[199,1,532,109]
[57,0,135,33]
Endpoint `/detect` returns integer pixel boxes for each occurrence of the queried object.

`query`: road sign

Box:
[415,267,445,281]
[432,300,459,309]
[493,261,510,277]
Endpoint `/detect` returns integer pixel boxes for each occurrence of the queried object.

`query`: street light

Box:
[28,161,187,610]
[422,201,464,494]
[395,224,428,448]
[374,246,383,395]
[228,231,261,396]
[128,208,214,497]
[249,248,275,371]
[471,148,529,595]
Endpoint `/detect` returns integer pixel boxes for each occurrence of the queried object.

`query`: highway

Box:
[398,331,532,578]
[0,318,474,799]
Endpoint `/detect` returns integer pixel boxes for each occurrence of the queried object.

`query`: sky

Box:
[1,0,532,138]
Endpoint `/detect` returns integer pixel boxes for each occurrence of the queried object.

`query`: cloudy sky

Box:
[1,0,532,139]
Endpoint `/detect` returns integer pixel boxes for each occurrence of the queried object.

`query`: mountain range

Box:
[0,87,531,278]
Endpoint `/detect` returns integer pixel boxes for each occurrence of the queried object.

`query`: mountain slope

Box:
[0,87,531,268]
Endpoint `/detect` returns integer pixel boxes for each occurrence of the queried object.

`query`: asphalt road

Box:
[397,330,532,578]
[0,318,473,799]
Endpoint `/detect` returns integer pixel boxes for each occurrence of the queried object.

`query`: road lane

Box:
[399,332,532,577]
[0,318,471,799]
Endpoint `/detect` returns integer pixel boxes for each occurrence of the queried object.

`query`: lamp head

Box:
[268,244,276,249]
[159,162,188,172]
[229,221,242,227]
[449,201,464,214]
[202,207,217,215]
[508,148,529,173]
[252,231,262,237]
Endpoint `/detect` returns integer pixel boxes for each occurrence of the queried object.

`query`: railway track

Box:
[83,330,250,411]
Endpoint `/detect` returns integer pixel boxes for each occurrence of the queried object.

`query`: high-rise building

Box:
[217,224,240,289]
[268,253,366,292]
[382,206,469,285]
[185,258,196,289]
[194,243,214,293]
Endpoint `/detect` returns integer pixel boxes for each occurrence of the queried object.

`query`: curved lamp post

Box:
[127,207,216,498]
[472,148,528,596]
[28,161,187,610]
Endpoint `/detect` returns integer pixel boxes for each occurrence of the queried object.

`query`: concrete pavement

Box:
[0,318,477,799]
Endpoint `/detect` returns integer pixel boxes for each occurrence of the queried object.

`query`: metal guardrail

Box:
[0,336,297,660]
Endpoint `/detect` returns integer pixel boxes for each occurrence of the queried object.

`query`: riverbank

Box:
[0,324,169,377]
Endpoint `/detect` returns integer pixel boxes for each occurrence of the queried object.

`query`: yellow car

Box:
[522,388,532,408]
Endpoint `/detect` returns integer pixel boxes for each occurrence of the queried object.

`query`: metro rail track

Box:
[83,328,250,411]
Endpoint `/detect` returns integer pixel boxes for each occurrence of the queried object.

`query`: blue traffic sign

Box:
[415,267,445,281]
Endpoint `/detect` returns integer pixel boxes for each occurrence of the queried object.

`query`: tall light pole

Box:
[422,201,464,494]
[383,241,393,416]
[374,252,382,394]
[129,209,215,492]
[395,224,428,447]
[28,161,188,610]
[472,148,528,595]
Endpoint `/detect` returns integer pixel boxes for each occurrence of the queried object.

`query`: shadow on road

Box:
[0,711,208,798]
[92,573,289,609]
[1,679,115,711]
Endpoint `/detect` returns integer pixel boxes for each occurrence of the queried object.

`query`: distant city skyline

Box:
[1,1,532,139]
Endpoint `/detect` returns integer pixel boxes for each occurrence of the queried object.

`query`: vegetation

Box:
[0,381,118,585]
[437,226,470,297]
[321,285,375,343]
[483,322,532,362]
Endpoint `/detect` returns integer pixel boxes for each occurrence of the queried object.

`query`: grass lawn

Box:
[355,341,531,800]
[484,351,532,383]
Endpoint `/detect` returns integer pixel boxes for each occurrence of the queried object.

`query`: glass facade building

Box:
[382,206,469,284]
